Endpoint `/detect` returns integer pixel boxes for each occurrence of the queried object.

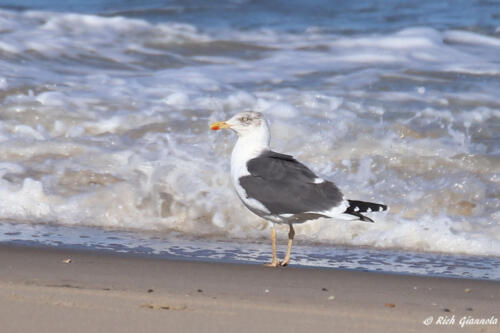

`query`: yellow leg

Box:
[264,225,278,267]
[280,224,295,267]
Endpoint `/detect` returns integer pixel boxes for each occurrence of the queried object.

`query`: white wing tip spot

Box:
[314,178,325,184]
[354,206,360,212]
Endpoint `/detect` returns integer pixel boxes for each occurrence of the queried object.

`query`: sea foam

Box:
[0,9,498,256]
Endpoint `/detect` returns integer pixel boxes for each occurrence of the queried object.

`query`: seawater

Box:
[0,1,498,278]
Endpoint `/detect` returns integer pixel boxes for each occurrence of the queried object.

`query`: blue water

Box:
[0,0,499,279]
[3,0,499,34]
[2,221,499,280]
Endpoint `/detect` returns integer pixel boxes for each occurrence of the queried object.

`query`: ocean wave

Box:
[0,9,498,256]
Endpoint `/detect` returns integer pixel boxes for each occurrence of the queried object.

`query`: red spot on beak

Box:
[210,121,229,131]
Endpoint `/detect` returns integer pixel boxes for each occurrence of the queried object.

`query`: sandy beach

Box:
[0,244,497,333]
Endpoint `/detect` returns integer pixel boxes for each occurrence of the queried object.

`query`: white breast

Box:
[230,135,271,216]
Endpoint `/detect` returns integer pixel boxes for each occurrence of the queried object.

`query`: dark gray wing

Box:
[239,150,343,215]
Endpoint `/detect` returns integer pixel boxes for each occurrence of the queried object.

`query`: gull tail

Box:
[343,200,388,223]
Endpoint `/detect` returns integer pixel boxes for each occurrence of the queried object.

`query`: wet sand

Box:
[0,244,498,333]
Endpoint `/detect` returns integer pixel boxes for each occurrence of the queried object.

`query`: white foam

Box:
[164,92,190,106]
[0,9,211,61]
[13,125,46,140]
[36,91,68,107]
[265,102,299,118]
[0,40,19,53]
[444,30,500,48]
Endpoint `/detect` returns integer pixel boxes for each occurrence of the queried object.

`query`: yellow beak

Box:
[210,121,231,131]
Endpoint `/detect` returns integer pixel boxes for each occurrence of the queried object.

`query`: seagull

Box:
[210,111,387,267]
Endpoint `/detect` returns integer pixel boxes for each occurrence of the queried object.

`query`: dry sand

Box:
[0,244,498,333]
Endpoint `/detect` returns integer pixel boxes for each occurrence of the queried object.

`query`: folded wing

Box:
[238,151,344,215]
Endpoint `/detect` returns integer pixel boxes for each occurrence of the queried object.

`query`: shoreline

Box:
[0,244,498,332]
[2,234,499,281]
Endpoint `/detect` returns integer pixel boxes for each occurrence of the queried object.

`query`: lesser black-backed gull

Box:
[210,111,387,267]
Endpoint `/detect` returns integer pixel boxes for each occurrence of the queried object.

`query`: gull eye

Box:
[241,116,249,122]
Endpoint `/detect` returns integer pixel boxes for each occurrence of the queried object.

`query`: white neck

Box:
[230,124,270,179]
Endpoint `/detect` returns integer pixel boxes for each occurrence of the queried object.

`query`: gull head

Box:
[210,111,268,137]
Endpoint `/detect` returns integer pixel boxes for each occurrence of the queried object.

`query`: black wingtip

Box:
[346,200,388,214]
[344,199,388,222]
